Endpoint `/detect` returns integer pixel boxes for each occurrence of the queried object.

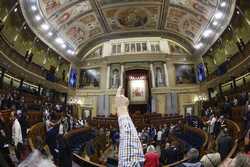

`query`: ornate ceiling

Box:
[19,0,236,64]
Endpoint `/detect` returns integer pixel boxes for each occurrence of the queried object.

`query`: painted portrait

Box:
[80,69,100,88]
[153,63,165,87]
[129,79,147,103]
[110,64,121,89]
[175,64,196,84]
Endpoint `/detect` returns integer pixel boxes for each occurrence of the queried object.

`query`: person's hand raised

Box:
[115,86,129,117]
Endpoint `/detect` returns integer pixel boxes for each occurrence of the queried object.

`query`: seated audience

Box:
[0,113,9,167]
[217,128,233,159]
[200,150,221,167]
[244,129,250,154]
[144,145,160,167]
[160,142,178,165]
[177,148,204,167]
[219,153,250,167]
[18,150,56,167]
[57,137,72,167]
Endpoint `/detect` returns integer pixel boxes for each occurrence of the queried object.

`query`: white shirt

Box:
[59,123,64,135]
[208,117,217,133]
[46,120,53,132]
[157,130,163,141]
[12,119,23,146]
[85,110,90,118]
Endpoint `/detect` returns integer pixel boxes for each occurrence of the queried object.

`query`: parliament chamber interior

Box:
[0,0,250,167]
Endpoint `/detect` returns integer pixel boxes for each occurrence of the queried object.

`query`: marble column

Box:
[150,63,155,88]
[166,93,177,114]
[97,95,105,116]
[147,40,151,52]
[107,65,110,89]
[164,63,169,86]
[120,65,124,87]
[151,96,156,113]
[104,95,110,116]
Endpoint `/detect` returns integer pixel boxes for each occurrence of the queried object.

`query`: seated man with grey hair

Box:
[177,148,204,167]
[219,153,250,167]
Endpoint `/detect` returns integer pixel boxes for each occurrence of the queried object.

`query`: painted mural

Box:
[50,1,92,29]
[175,64,196,84]
[104,6,160,30]
[165,7,207,42]
[62,14,103,47]
[40,0,75,18]
[170,0,218,20]
[79,69,100,88]
[118,8,148,28]
[99,0,162,6]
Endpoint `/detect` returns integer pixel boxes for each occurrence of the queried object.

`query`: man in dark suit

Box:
[217,128,233,159]
[160,142,179,165]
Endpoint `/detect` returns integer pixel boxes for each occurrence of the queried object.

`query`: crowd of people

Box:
[1,87,250,167]
[0,88,80,167]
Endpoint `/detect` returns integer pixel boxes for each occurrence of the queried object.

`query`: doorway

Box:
[124,69,151,114]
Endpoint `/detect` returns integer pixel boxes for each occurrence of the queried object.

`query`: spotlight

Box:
[35,15,41,21]
[41,24,50,31]
[14,8,18,13]
[214,12,223,19]
[67,49,75,55]
[55,37,64,44]
[48,32,53,36]
[212,20,218,26]
[31,6,37,11]
[203,29,213,38]
[220,2,226,7]
[61,44,66,49]
[195,43,204,49]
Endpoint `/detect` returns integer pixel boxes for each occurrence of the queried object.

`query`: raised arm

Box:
[115,87,144,167]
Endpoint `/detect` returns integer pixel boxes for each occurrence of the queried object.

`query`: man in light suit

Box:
[10,111,23,161]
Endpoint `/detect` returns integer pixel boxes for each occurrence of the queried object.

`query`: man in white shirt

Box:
[207,114,217,136]
[157,129,163,143]
[10,111,23,161]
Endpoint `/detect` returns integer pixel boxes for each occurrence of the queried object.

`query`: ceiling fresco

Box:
[62,14,103,47]
[19,0,236,63]
[98,0,163,6]
[165,6,208,42]
[104,6,160,31]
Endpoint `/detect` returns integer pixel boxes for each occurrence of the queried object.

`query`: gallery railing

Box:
[0,32,67,86]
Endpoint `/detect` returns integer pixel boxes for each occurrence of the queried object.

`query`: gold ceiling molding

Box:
[19,0,236,63]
